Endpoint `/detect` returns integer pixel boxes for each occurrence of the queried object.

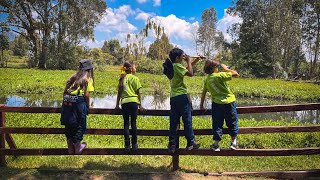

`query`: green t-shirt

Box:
[170,63,188,97]
[203,72,236,104]
[69,78,94,96]
[120,74,142,104]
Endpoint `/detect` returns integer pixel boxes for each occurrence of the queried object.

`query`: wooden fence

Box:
[1,103,320,173]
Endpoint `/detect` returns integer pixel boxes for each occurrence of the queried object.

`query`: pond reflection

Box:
[1,94,319,124]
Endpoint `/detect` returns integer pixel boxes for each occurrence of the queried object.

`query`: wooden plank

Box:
[204,170,320,179]
[5,134,17,149]
[1,147,319,156]
[172,123,180,171]
[1,126,320,135]
[0,104,6,166]
[0,103,319,115]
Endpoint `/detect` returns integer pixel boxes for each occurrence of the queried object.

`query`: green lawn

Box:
[1,68,320,101]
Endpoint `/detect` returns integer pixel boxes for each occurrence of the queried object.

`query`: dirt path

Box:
[2,168,274,180]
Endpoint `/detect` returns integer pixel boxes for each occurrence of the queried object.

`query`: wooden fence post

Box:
[0,104,6,166]
[172,122,180,171]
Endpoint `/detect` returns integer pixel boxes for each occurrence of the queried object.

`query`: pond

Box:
[0,94,319,124]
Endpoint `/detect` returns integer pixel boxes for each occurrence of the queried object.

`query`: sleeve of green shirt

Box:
[221,72,232,81]
[87,78,94,92]
[176,64,188,77]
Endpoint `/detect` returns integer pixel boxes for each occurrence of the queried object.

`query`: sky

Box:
[83,0,242,55]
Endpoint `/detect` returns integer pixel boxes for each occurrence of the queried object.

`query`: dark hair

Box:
[118,61,134,92]
[204,59,220,74]
[169,48,184,63]
[163,48,184,80]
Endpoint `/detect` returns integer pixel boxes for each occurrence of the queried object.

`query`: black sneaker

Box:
[125,145,130,152]
[132,144,138,151]
[186,143,200,150]
[168,144,176,153]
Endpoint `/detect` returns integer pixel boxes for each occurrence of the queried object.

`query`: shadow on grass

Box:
[1,164,188,180]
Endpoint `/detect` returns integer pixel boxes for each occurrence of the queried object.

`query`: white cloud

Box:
[137,0,147,3]
[217,9,242,42]
[115,5,135,16]
[81,39,104,48]
[145,14,199,55]
[95,5,137,33]
[153,0,161,6]
[135,12,154,21]
[152,14,199,41]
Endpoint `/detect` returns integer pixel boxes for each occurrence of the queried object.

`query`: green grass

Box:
[1,68,320,101]
[3,113,320,172]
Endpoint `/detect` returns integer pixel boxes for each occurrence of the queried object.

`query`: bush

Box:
[136,56,163,74]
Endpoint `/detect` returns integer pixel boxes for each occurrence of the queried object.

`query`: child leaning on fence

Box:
[163,47,205,153]
[115,61,144,152]
[60,59,94,154]
[200,59,239,151]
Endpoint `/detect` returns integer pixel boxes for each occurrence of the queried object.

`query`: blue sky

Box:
[84,0,242,55]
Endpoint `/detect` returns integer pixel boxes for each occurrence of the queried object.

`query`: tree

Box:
[197,7,223,57]
[0,27,9,67]
[102,39,121,58]
[147,33,173,60]
[227,0,305,78]
[11,35,28,56]
[301,0,320,78]
[0,0,107,69]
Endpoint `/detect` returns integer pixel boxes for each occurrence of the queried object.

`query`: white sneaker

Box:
[230,143,237,150]
[210,144,220,151]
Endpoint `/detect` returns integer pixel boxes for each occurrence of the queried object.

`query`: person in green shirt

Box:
[200,59,240,151]
[116,61,144,152]
[60,59,94,154]
[165,48,204,153]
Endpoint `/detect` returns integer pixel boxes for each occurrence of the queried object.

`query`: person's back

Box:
[200,59,239,151]
[115,61,144,152]
[60,59,94,155]
[166,48,204,153]
[204,71,236,104]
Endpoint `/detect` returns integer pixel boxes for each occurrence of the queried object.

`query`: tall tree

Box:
[102,39,121,57]
[0,0,107,69]
[197,7,223,57]
[301,0,320,78]
[11,35,28,56]
[0,27,9,67]
[147,33,174,60]
[228,0,304,78]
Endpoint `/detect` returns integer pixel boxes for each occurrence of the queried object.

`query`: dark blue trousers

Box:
[212,101,238,141]
[121,102,138,146]
[64,96,87,143]
[169,94,195,146]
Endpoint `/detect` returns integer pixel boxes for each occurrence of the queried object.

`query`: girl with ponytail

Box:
[115,61,144,151]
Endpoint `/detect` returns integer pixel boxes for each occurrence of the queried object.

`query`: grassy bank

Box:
[3,112,320,172]
[1,68,320,101]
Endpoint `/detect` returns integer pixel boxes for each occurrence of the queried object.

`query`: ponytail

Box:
[163,58,174,80]
[118,61,134,92]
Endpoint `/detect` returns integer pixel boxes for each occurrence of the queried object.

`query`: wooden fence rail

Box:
[1,103,320,172]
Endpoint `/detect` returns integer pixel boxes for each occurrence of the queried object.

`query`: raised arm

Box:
[221,64,239,77]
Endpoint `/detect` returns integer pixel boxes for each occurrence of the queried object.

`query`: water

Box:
[0,94,319,123]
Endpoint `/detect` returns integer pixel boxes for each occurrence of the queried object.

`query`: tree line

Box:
[223,0,320,79]
[1,0,319,80]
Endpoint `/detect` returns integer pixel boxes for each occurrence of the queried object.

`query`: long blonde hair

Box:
[64,69,94,95]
